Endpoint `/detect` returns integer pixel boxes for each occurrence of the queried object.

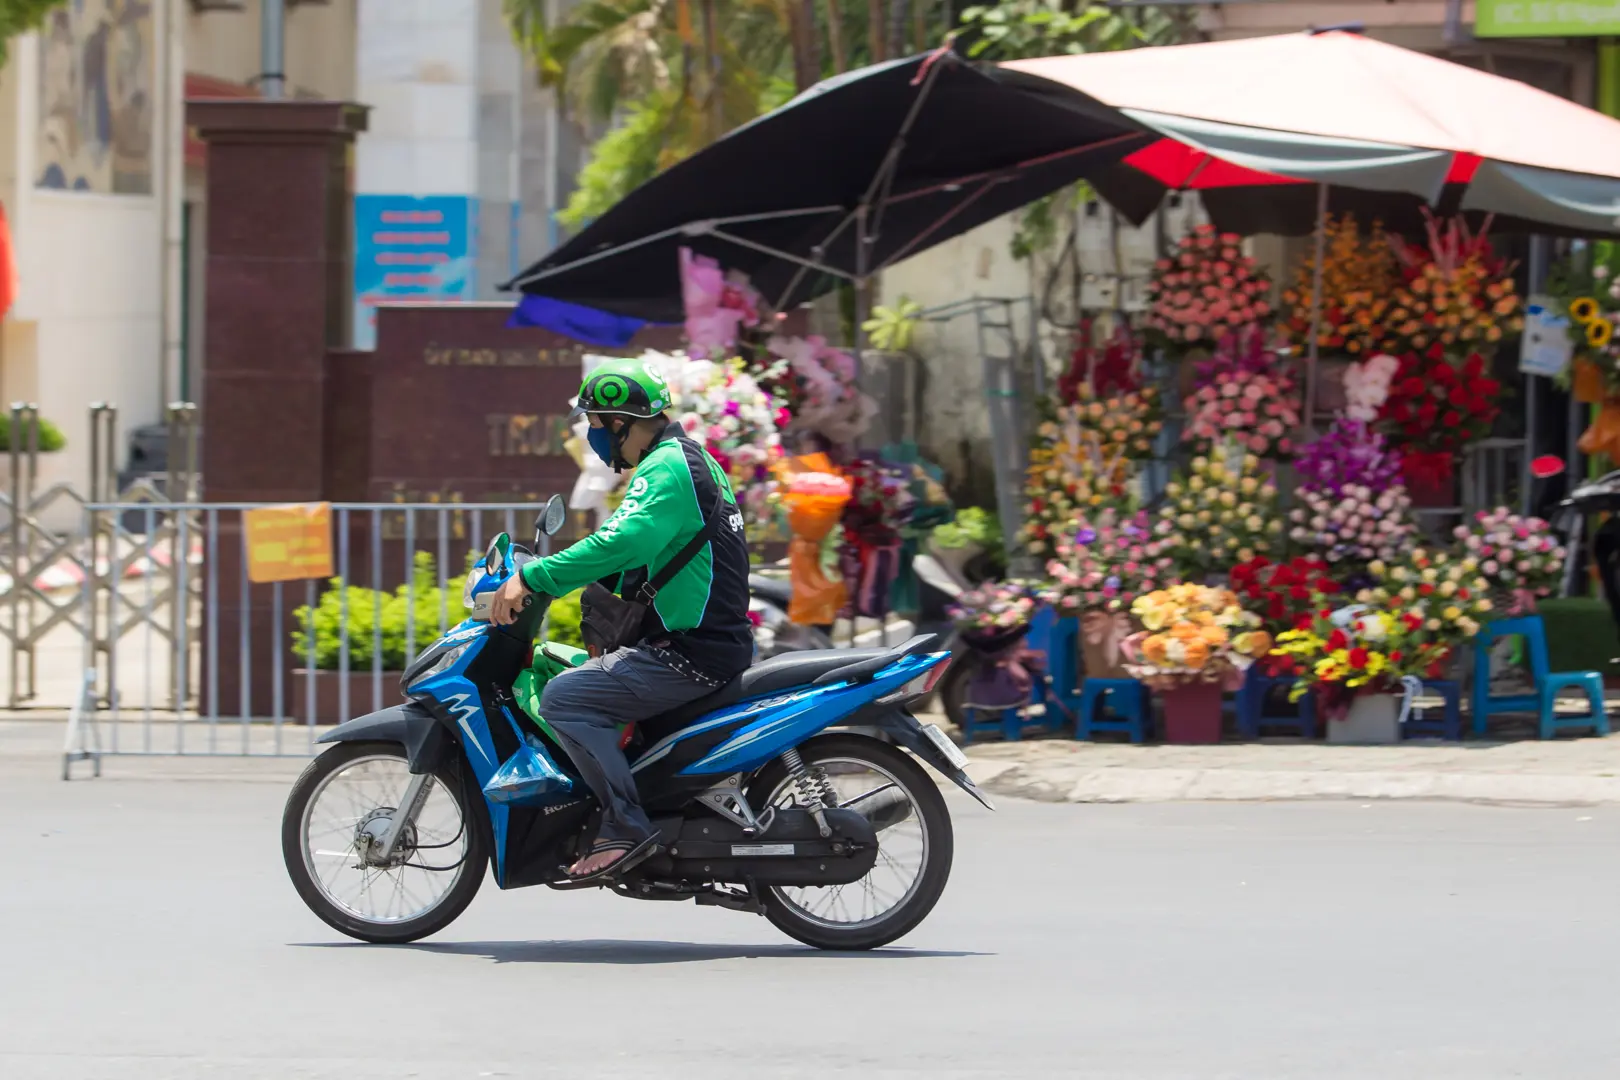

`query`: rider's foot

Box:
[565,834,660,881]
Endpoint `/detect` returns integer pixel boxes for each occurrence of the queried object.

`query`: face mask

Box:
[587,425,616,466]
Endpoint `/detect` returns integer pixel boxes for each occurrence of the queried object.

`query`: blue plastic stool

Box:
[1470,616,1609,739]
[1076,678,1149,743]
[1022,607,1082,714]
[1235,667,1316,738]
[1404,679,1462,740]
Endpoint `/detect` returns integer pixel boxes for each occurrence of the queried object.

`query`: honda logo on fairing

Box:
[443,694,492,765]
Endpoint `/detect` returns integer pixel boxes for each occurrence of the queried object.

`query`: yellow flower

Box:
[1589,318,1615,349]
[1368,560,1387,577]
[1442,605,1462,621]
[1571,297,1600,324]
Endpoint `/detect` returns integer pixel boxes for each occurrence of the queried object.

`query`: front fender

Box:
[316,701,450,775]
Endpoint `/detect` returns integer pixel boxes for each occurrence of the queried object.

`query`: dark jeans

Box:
[539,646,714,845]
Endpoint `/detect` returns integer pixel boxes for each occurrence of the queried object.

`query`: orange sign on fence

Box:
[243,503,335,584]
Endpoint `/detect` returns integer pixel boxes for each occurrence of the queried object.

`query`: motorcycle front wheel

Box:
[747,734,954,951]
[282,741,487,944]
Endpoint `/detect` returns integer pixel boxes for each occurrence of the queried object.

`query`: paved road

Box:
[5,751,1620,1078]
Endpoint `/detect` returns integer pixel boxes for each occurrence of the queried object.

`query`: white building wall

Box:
[4,0,181,529]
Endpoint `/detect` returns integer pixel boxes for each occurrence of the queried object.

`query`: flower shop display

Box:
[1154,446,1283,579]
[774,454,851,626]
[1281,212,1400,359]
[1042,508,1172,679]
[1182,339,1302,460]
[1377,347,1502,501]
[1452,508,1566,616]
[1382,213,1522,358]
[1122,584,1273,743]
[763,333,878,447]
[1271,604,1457,742]
[1143,224,1273,353]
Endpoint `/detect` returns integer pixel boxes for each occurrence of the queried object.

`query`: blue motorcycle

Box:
[281,496,992,950]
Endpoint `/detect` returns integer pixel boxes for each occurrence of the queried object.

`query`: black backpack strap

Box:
[630,437,728,605]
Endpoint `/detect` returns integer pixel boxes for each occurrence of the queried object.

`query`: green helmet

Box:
[574,357,672,419]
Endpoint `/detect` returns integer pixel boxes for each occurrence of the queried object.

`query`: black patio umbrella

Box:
[504,47,1152,324]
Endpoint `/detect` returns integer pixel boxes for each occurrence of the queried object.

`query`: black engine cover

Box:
[641,807,879,887]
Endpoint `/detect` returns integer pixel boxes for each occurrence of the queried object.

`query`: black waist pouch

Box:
[578,469,724,654]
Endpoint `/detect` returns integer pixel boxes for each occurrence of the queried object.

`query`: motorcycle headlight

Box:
[408,642,472,690]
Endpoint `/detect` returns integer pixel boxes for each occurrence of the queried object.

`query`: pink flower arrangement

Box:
[1183,364,1302,460]
[1144,225,1273,350]
[1452,508,1566,614]
[1041,508,1172,617]
[1290,484,1416,566]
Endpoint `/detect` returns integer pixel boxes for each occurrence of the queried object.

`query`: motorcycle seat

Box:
[636,648,889,745]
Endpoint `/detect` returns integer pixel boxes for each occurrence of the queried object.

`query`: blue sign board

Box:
[353,194,477,350]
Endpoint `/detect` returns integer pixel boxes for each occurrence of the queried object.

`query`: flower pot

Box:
[1329,692,1401,744]
[292,669,406,725]
[1160,681,1224,744]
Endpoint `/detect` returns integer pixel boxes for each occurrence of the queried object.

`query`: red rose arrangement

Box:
[1229,556,1341,672]
[1379,346,1501,486]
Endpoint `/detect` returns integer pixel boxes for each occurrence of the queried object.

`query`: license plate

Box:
[921,723,970,770]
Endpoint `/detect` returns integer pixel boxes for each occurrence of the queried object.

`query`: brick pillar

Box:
[190,101,368,717]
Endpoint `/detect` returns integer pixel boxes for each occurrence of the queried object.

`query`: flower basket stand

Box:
[1470,616,1609,740]
[1076,679,1148,743]
[1235,667,1316,739]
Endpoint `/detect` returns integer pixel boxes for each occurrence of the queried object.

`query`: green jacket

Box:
[521,428,754,680]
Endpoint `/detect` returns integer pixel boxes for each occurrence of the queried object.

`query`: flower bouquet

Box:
[773,454,851,625]
[1154,446,1283,579]
[1271,604,1457,739]
[1042,509,1172,679]
[680,247,765,360]
[1361,547,1495,646]
[1378,347,1502,500]
[1123,583,1273,742]
[1382,213,1522,357]
[1229,556,1341,669]
[1342,353,1401,422]
[950,581,1040,650]
[838,457,915,620]
[1452,508,1566,616]
[1143,225,1273,353]
[1065,383,1163,463]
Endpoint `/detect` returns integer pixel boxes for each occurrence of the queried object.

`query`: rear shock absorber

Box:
[781,747,832,838]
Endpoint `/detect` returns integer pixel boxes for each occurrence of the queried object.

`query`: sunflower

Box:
[1588,317,1614,348]
[1571,297,1601,324]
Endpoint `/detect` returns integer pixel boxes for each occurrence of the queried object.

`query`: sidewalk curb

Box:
[964,759,1620,807]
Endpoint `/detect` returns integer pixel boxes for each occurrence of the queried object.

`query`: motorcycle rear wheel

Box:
[282,741,487,944]
[747,734,953,951]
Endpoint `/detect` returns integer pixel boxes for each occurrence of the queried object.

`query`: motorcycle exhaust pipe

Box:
[844,784,914,833]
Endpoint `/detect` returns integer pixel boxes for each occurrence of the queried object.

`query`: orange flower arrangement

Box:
[1281,213,1399,357]
[1381,212,1522,356]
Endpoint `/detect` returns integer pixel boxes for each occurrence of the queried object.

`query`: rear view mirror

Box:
[537,494,568,541]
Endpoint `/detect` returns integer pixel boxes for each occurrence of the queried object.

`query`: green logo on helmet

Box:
[594,374,631,408]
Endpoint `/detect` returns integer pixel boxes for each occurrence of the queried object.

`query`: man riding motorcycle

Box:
[491,358,753,883]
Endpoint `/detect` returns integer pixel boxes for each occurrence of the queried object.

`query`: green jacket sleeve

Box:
[520,453,690,597]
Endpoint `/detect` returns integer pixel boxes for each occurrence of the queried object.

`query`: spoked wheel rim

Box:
[764,756,929,931]
[299,753,471,926]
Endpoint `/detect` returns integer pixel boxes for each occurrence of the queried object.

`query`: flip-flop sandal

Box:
[548,834,661,890]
